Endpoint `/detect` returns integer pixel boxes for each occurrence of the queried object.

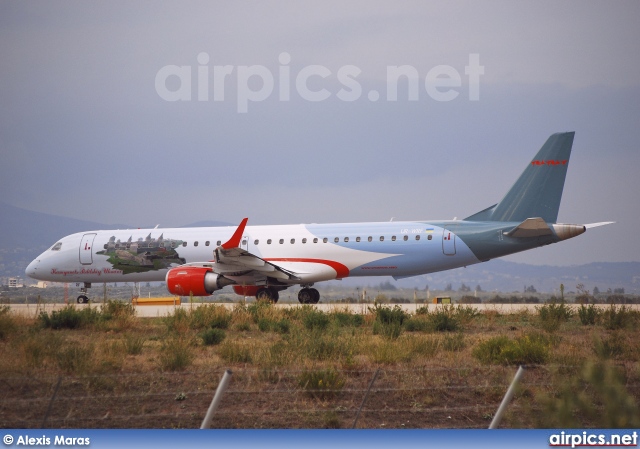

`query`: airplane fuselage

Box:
[25,219,562,286]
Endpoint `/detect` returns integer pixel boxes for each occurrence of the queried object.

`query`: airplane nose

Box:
[25,259,39,278]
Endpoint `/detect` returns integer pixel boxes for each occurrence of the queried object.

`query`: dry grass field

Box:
[1,301,639,429]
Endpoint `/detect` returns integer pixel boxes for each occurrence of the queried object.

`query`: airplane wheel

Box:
[298,288,313,304]
[310,288,320,304]
[77,295,89,304]
[256,288,278,304]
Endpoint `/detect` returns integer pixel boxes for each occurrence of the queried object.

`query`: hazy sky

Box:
[1,1,639,265]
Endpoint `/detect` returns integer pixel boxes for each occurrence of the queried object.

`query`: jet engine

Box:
[166,267,234,296]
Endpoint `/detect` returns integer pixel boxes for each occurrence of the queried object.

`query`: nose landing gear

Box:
[76,282,91,304]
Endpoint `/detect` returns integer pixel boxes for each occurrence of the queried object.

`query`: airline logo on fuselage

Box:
[531,160,568,166]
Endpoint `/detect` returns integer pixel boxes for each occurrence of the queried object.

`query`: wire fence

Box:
[4,364,627,429]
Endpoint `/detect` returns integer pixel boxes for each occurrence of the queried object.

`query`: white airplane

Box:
[26,132,612,304]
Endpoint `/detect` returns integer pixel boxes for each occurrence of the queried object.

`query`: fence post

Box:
[200,370,233,429]
[352,368,380,429]
[489,365,525,429]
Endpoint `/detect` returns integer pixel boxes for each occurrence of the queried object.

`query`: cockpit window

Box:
[51,242,62,251]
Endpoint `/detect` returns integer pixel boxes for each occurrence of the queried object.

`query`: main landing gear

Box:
[76,282,91,304]
[256,287,280,303]
[298,287,320,304]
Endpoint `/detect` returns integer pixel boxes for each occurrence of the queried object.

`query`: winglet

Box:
[221,218,248,249]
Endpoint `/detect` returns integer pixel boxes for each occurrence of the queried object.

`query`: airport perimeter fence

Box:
[4,364,636,429]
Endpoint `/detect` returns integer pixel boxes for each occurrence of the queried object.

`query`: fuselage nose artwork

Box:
[26,132,613,304]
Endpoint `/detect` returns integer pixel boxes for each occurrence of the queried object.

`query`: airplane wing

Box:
[181,218,301,283]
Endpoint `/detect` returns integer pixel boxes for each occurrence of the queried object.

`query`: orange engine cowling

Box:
[166,267,234,296]
[233,285,261,297]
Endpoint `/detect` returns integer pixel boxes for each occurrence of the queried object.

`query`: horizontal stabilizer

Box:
[505,217,553,238]
[585,221,615,229]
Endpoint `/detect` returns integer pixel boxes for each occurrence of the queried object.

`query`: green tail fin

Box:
[465,132,575,223]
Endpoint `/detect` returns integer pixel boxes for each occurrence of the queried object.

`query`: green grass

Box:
[473,333,550,365]
[298,368,345,399]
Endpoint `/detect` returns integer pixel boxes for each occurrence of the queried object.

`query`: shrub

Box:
[442,333,466,352]
[373,320,402,339]
[305,334,349,361]
[415,306,429,315]
[257,317,291,334]
[406,335,440,358]
[122,335,145,355]
[602,305,638,330]
[247,301,274,323]
[201,328,226,346]
[158,337,194,371]
[429,306,460,332]
[102,300,135,320]
[190,304,232,330]
[0,306,16,339]
[303,309,330,331]
[369,304,408,326]
[592,333,627,360]
[331,311,364,327]
[163,308,190,333]
[370,305,407,339]
[298,368,345,399]
[454,305,480,323]
[404,317,430,332]
[473,333,550,365]
[537,362,640,427]
[537,302,573,332]
[578,304,599,325]
[219,341,253,363]
[38,306,101,330]
[55,344,94,373]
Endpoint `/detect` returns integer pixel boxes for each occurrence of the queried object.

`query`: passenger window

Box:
[216,240,221,246]
[368,236,372,242]
[290,238,295,244]
[279,239,284,244]
[254,239,259,245]
[380,236,384,242]
[194,241,199,247]
[205,241,210,246]
[392,236,396,241]
[323,238,328,243]
[344,237,349,242]
[182,242,187,247]
[302,238,307,244]
[356,237,361,242]
[242,239,247,246]
[51,242,62,251]
[428,235,432,240]
[313,238,318,243]
[403,235,408,241]
[416,235,421,241]
[334,237,339,243]
[267,239,272,244]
